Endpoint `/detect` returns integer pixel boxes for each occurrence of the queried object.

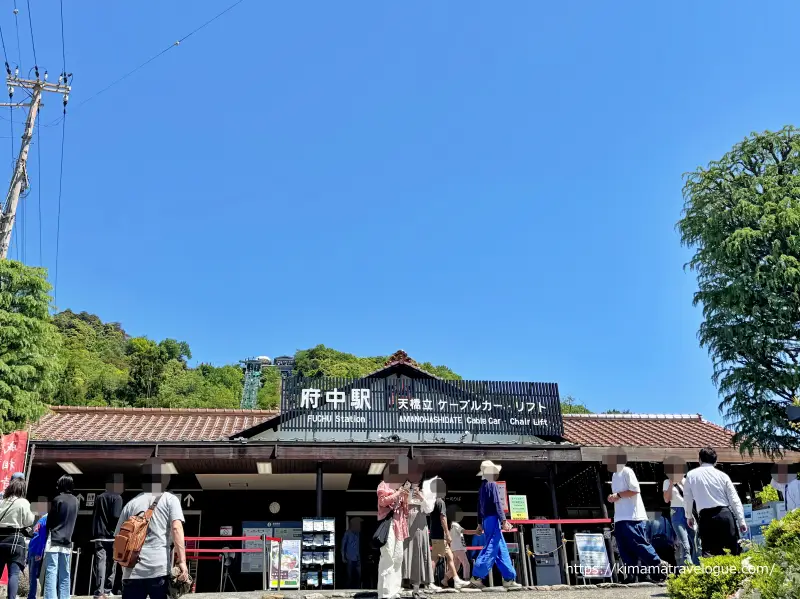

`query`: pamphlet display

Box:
[301,518,336,589]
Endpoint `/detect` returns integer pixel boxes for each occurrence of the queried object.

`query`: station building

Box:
[25,352,782,592]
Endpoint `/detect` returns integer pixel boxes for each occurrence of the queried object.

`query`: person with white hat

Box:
[468,461,520,589]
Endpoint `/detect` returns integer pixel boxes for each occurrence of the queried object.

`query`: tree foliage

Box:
[560,395,593,414]
[0,262,61,431]
[678,126,800,455]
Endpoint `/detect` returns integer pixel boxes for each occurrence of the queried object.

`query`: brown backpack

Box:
[114,495,162,568]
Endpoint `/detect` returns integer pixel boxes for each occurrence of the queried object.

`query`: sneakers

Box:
[468,578,485,589]
[502,580,522,589]
[454,578,471,590]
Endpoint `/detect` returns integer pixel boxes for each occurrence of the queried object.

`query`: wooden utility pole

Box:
[0,74,71,259]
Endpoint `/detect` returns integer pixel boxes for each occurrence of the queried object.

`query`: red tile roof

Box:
[563,413,734,448]
[32,407,734,448]
[32,406,277,442]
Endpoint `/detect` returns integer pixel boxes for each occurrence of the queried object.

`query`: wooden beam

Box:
[579,446,791,464]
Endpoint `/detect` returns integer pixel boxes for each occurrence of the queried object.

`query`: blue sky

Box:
[10,1,800,421]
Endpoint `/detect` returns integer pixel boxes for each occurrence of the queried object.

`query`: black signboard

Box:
[280,376,563,438]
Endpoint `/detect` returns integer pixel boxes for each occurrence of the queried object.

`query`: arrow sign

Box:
[76,493,85,503]
[184,494,195,507]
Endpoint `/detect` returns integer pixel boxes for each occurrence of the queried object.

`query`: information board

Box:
[509,495,529,520]
[574,533,611,578]
[497,481,509,513]
[241,521,302,574]
[271,539,301,589]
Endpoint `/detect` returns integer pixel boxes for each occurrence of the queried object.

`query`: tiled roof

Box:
[562,413,734,448]
[32,407,734,448]
[32,406,277,442]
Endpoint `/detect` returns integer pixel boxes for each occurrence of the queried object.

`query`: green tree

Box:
[0,261,61,431]
[678,126,800,455]
[604,409,632,414]
[560,395,592,414]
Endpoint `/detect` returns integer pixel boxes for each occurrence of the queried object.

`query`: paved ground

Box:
[122,585,670,599]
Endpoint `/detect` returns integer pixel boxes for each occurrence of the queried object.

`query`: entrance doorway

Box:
[345,511,377,590]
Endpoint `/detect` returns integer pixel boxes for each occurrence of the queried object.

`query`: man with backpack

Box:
[114,459,188,599]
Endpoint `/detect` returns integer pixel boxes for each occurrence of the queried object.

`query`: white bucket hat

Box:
[477,460,502,476]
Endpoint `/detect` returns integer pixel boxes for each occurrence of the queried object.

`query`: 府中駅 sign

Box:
[280,376,563,438]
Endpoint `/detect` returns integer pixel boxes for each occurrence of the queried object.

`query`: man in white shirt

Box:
[769,464,800,514]
[662,461,699,566]
[605,452,667,582]
[683,446,747,557]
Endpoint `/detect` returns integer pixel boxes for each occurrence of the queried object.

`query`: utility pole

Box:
[0,72,71,259]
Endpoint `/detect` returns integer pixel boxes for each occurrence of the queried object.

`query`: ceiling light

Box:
[229,481,249,488]
[162,462,178,475]
[368,462,386,475]
[57,462,82,475]
[257,462,272,474]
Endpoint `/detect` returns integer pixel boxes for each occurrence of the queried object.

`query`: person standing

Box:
[376,464,409,599]
[341,517,362,589]
[115,459,188,599]
[27,513,48,599]
[44,475,79,599]
[606,453,667,582]
[662,466,700,566]
[92,474,124,598]
[447,510,475,582]
[468,461,520,589]
[424,478,468,589]
[402,478,435,598]
[684,447,747,557]
[770,465,800,513]
[0,473,36,599]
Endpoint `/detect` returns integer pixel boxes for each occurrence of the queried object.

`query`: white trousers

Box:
[378,525,404,599]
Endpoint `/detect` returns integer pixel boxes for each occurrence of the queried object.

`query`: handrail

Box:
[508,518,611,525]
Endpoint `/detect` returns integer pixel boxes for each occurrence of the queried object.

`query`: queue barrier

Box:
[184,534,282,592]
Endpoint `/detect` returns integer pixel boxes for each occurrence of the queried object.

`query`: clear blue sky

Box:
[11,1,800,421]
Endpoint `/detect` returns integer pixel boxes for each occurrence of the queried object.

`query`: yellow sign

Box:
[509,494,529,520]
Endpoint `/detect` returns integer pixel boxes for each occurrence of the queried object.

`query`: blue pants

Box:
[472,516,516,581]
[28,557,42,599]
[670,507,699,566]
[614,521,661,569]
[0,560,21,599]
[44,551,71,599]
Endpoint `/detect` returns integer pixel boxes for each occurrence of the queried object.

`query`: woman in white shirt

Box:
[663,475,700,566]
[448,514,477,581]
[0,474,36,599]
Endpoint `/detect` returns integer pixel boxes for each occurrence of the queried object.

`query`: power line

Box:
[25,0,37,73]
[54,116,65,305]
[59,0,66,74]
[12,0,21,70]
[35,118,40,264]
[73,0,247,110]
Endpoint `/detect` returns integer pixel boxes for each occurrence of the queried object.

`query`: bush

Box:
[763,508,800,549]
[754,485,779,506]
[741,543,800,599]
[667,553,746,599]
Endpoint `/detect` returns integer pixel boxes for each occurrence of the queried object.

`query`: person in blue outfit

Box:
[663,462,700,567]
[27,513,48,599]
[468,461,520,589]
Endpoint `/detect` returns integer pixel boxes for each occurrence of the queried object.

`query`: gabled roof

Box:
[32,406,277,442]
[362,350,440,379]
[562,413,734,448]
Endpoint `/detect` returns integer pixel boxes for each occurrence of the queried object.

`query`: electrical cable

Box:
[54,114,65,305]
[12,0,21,70]
[25,0,36,75]
[72,0,247,110]
[59,0,66,74]
[35,118,40,264]
[0,20,8,68]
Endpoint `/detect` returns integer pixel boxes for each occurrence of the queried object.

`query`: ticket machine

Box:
[532,526,561,585]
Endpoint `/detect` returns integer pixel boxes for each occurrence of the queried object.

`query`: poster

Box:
[497,481,509,513]
[509,495,529,520]
[270,539,301,589]
[242,521,302,574]
[0,431,27,586]
[574,533,612,578]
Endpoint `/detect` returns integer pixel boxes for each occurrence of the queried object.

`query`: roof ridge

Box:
[563,413,704,420]
[46,406,279,416]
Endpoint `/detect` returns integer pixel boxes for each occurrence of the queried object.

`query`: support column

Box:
[316,462,323,517]
[594,465,617,582]
[548,464,570,586]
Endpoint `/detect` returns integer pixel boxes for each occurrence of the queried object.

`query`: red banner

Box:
[0,430,28,586]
